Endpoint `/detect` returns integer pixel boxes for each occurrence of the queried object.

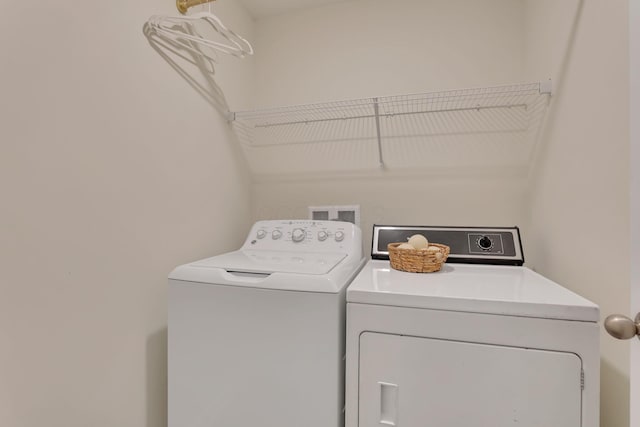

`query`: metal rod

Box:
[250,103,529,129]
[373,98,385,168]
[176,0,215,14]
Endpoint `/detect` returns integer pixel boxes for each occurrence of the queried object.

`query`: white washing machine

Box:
[345,225,600,427]
[168,220,364,427]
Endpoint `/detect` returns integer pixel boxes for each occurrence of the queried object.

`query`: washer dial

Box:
[291,228,306,243]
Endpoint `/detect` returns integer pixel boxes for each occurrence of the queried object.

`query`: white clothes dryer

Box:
[169,220,365,427]
[345,225,599,427]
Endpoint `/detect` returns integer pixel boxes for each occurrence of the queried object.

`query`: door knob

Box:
[604,312,640,340]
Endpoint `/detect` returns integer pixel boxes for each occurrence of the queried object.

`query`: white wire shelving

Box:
[231,81,552,177]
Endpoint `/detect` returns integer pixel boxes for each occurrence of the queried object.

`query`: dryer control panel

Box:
[243,220,361,255]
[372,225,524,266]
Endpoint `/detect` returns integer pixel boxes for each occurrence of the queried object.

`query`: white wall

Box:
[254,174,528,257]
[0,1,253,426]
[525,1,630,426]
[252,0,524,107]
[250,0,530,251]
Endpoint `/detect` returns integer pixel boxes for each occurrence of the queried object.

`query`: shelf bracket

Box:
[540,79,553,95]
[373,98,385,168]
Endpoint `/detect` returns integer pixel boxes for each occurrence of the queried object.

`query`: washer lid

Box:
[347,261,599,322]
[169,250,364,293]
[190,250,347,275]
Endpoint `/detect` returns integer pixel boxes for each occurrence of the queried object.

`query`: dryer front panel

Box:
[358,332,582,427]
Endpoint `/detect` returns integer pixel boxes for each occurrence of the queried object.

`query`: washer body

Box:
[169,220,364,427]
[345,261,600,427]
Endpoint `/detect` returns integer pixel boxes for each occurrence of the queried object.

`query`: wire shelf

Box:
[231,82,551,176]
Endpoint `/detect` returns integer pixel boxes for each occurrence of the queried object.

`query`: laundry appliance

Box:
[168,220,365,427]
[345,225,599,427]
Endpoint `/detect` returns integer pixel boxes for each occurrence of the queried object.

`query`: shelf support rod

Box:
[176,0,215,14]
[373,97,385,168]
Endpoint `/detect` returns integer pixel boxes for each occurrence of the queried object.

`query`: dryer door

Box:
[358,332,582,427]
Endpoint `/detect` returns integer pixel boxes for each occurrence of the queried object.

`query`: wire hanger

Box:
[145,0,253,63]
[148,12,253,59]
[146,16,220,69]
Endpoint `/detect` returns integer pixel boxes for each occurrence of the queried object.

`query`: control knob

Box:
[292,228,306,243]
[478,235,493,250]
[335,231,345,242]
[272,230,282,240]
[317,231,328,241]
[256,230,267,239]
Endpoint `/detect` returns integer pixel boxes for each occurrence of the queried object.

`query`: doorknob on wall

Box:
[604,313,640,340]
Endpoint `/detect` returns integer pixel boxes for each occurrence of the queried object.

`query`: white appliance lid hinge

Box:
[580,369,585,390]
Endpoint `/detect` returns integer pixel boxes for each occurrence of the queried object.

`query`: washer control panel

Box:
[245,220,359,253]
[372,225,524,266]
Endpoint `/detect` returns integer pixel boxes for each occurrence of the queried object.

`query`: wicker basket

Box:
[388,242,450,273]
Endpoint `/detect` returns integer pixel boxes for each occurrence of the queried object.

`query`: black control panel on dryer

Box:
[371,225,524,266]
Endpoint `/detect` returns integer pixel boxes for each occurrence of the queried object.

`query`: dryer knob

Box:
[478,235,493,250]
[335,231,345,242]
